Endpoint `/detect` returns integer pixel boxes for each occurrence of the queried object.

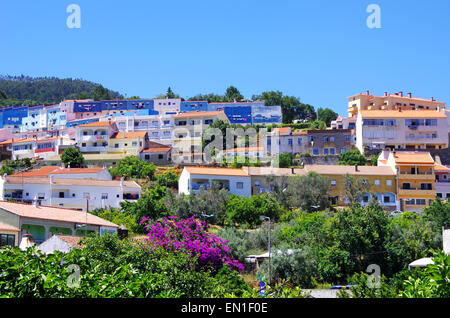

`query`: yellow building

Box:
[380,151,436,212]
[246,165,397,209]
[108,131,147,155]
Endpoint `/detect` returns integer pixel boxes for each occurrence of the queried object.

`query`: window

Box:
[374,180,380,186]
[330,148,335,155]
[313,148,319,155]
[236,182,243,189]
[363,195,370,203]
[308,136,314,142]
[324,136,328,142]
[0,234,15,247]
[416,199,426,205]
[132,142,137,146]
[254,181,260,187]
[297,138,302,145]
[345,135,351,142]
[158,154,163,159]
[145,155,150,160]
[406,198,415,205]
[115,144,119,148]
[386,180,392,186]
[330,136,335,142]
[340,148,346,154]
[384,196,391,203]
[38,193,45,199]
[437,193,443,198]
[331,180,337,186]
[288,138,293,145]
[324,148,329,155]
[101,193,108,200]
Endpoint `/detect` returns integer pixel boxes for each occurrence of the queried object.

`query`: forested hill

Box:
[0,75,123,107]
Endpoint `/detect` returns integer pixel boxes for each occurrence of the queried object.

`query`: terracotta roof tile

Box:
[392,152,435,165]
[175,111,224,118]
[0,201,119,228]
[360,110,447,119]
[185,166,249,176]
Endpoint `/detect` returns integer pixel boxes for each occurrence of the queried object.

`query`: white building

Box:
[178,166,251,197]
[356,110,448,152]
[0,168,141,211]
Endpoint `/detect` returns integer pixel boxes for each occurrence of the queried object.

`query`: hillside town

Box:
[0,89,449,299]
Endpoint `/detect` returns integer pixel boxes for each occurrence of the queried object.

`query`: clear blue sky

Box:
[1,0,449,116]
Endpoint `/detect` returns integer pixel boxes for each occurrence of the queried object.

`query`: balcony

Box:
[398,188,435,196]
[398,172,435,180]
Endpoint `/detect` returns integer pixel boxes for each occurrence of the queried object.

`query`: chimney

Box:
[408,92,412,98]
[366,90,370,95]
[384,91,388,97]
[399,91,403,97]
[355,165,359,172]
[431,97,435,102]
[32,195,39,208]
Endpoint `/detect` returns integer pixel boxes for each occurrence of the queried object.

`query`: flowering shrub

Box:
[142,216,244,272]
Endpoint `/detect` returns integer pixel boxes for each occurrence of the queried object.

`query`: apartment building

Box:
[378,151,436,212]
[267,127,353,156]
[356,110,448,152]
[153,98,181,114]
[434,164,450,201]
[106,110,174,146]
[0,172,141,211]
[0,136,76,160]
[172,111,229,163]
[75,120,118,154]
[331,116,356,130]
[348,91,445,116]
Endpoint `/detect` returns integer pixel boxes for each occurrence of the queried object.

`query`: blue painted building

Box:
[180,101,209,112]
[224,106,253,124]
[0,106,29,130]
[65,118,100,128]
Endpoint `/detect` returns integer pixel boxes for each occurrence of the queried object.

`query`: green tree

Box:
[92,85,111,101]
[166,87,176,99]
[287,172,330,212]
[256,91,316,124]
[331,201,389,276]
[60,147,84,168]
[225,193,283,228]
[110,155,155,179]
[338,150,367,166]
[308,120,327,130]
[384,211,435,275]
[317,108,338,127]
[422,199,450,248]
[120,185,170,228]
[343,174,371,205]
[225,86,244,101]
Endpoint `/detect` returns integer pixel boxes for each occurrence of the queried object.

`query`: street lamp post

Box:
[259,215,271,285]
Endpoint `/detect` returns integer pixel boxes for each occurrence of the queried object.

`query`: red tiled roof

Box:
[0,201,119,228]
[10,167,104,177]
[175,111,224,118]
[111,131,147,139]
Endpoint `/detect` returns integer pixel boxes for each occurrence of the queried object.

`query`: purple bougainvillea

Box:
[142,216,243,272]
